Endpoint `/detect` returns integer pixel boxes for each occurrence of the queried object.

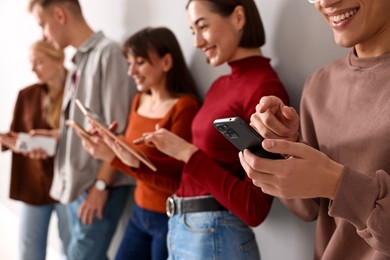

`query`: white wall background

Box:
[0,0,348,259]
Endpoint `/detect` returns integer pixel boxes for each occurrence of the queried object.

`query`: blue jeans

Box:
[19,202,70,260]
[115,204,168,260]
[67,186,131,260]
[167,210,260,260]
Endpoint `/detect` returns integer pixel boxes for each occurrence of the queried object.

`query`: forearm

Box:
[185,150,273,226]
[95,161,117,185]
[280,198,320,222]
[177,143,198,163]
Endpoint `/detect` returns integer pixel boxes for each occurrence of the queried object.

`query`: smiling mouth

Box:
[330,8,358,24]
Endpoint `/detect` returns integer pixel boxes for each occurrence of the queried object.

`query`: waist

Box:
[135,184,174,213]
[166,195,226,217]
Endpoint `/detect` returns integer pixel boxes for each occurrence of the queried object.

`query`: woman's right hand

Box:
[0,132,49,159]
[251,95,300,142]
[0,132,18,151]
[143,125,198,163]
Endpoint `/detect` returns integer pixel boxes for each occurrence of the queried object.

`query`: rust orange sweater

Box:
[112,93,199,213]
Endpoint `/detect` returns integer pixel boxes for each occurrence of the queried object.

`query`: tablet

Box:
[75,99,157,171]
[66,119,92,139]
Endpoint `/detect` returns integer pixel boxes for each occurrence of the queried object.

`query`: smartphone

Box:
[16,132,57,156]
[65,119,92,139]
[213,116,283,159]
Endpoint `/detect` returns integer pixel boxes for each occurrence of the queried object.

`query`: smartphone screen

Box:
[213,117,283,159]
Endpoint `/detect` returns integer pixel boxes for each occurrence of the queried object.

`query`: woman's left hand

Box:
[100,131,140,168]
[239,139,344,199]
[80,133,115,163]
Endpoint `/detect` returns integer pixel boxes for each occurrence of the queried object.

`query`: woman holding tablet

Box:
[79,27,199,260]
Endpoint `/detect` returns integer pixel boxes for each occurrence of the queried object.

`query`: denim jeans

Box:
[167,210,260,260]
[115,204,169,260]
[67,186,131,260]
[19,202,70,260]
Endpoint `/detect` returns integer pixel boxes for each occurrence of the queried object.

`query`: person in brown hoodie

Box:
[0,40,70,260]
[239,0,390,259]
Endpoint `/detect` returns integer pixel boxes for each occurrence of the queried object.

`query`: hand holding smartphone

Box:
[213,116,283,159]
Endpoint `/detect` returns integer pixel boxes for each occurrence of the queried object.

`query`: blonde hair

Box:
[30,40,65,61]
[31,40,65,129]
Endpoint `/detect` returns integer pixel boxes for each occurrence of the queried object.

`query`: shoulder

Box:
[94,35,122,55]
[175,95,200,110]
[169,95,200,119]
[18,83,46,97]
[85,33,124,63]
[304,55,347,93]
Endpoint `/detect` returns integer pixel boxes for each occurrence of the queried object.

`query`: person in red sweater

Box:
[79,27,199,260]
[143,0,289,259]
[240,0,390,259]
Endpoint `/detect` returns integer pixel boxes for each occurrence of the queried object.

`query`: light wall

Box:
[0,0,348,259]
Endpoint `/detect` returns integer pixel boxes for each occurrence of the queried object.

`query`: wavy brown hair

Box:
[123,27,199,100]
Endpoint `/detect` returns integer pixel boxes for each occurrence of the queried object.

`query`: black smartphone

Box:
[213,116,283,159]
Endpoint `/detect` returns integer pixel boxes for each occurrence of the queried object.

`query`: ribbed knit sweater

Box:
[283,50,390,259]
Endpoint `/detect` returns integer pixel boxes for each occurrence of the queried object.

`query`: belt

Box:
[166,195,226,217]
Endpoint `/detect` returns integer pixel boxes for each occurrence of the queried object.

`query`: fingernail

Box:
[263,140,274,149]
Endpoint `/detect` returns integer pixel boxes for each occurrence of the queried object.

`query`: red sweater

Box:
[177,56,289,226]
[112,93,199,213]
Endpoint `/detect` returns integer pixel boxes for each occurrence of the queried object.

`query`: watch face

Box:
[95,180,107,191]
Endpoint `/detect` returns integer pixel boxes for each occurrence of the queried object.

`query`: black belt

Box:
[166,195,226,217]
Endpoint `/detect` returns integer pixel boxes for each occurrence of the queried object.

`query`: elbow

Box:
[239,205,273,227]
[243,211,270,227]
[246,219,264,228]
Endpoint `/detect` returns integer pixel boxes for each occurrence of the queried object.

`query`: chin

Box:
[333,33,356,49]
[136,85,149,92]
[208,57,224,67]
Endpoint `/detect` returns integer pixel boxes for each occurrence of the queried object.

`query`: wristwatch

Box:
[94,179,108,191]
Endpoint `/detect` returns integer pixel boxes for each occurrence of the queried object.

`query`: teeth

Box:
[331,9,357,24]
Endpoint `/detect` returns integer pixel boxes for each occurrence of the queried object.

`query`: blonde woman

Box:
[0,40,69,260]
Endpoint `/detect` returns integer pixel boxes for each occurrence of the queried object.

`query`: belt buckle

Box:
[166,196,176,217]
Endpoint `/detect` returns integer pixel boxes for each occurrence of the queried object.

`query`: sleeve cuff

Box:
[329,166,379,230]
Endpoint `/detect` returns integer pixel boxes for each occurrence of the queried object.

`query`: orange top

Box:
[111,93,199,213]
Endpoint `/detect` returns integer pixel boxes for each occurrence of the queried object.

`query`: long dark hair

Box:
[123,27,199,100]
[186,0,265,48]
